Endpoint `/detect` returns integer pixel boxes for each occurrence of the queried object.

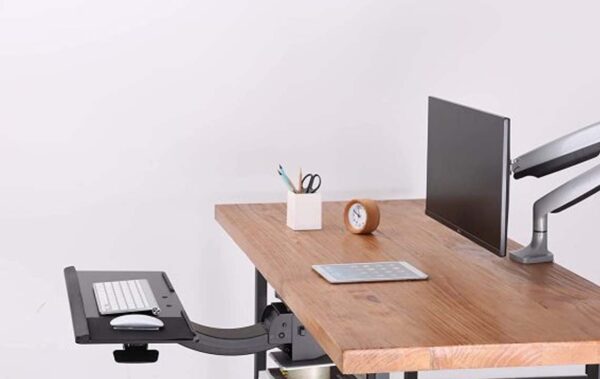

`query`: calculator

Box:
[312,261,428,284]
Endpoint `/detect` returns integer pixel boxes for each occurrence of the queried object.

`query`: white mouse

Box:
[110,314,164,331]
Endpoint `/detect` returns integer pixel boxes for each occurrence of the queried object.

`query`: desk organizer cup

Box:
[286,191,322,230]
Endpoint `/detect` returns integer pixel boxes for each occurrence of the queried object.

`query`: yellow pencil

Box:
[298,168,303,194]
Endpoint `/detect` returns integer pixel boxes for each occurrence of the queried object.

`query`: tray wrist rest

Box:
[64,266,90,342]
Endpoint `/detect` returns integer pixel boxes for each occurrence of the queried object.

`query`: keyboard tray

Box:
[64,266,195,345]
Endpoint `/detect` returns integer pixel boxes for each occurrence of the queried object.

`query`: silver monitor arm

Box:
[512,121,600,179]
[511,163,600,263]
[511,121,600,264]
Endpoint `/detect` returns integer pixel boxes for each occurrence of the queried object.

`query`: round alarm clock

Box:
[344,199,380,234]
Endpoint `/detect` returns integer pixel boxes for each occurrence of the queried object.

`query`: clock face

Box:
[348,203,367,230]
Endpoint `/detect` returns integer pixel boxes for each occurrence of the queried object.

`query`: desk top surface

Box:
[215,199,600,374]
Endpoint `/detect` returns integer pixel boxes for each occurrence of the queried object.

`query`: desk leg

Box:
[587,365,599,379]
[404,372,418,379]
[254,269,268,379]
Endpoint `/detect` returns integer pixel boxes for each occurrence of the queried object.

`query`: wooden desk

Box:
[215,199,600,377]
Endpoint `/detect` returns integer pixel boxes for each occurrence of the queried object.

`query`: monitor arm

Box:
[512,121,600,179]
[511,121,600,264]
[510,163,600,263]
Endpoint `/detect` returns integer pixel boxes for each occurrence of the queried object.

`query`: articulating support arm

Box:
[114,302,325,363]
[511,120,600,264]
[511,163,600,264]
[179,302,324,360]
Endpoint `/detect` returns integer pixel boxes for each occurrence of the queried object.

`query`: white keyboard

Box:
[93,279,160,316]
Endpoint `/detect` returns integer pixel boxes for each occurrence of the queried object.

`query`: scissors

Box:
[301,173,322,194]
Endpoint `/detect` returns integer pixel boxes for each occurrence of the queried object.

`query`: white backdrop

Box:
[1,1,599,378]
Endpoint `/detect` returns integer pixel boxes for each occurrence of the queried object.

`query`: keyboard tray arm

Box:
[179,303,290,356]
[64,267,324,363]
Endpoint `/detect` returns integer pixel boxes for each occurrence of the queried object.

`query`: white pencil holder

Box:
[286,191,322,231]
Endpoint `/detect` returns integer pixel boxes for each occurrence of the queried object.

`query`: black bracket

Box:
[179,302,325,361]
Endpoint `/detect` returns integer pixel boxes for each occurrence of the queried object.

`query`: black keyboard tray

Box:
[64,266,195,345]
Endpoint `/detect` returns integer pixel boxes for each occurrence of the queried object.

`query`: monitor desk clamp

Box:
[64,266,328,367]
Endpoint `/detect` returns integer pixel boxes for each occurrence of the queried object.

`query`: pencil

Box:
[278,171,296,193]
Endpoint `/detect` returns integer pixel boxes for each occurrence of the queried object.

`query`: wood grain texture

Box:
[215,200,600,374]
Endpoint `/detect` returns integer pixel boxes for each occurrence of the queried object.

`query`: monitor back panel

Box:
[426,97,510,256]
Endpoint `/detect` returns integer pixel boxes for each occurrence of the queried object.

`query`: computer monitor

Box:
[426,97,511,257]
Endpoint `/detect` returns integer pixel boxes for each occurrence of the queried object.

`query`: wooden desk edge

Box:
[340,341,600,374]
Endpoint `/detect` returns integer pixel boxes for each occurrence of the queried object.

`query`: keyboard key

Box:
[135,280,149,308]
[120,281,136,309]
[128,280,144,308]
[104,282,119,311]
[112,281,127,310]
[94,283,109,313]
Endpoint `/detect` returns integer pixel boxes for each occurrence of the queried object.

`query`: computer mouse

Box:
[110,314,164,331]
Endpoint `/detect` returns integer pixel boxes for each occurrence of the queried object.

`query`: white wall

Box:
[1,1,599,378]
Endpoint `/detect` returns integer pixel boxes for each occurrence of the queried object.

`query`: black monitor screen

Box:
[426,97,510,256]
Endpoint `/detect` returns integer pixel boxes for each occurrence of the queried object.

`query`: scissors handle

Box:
[302,174,321,193]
